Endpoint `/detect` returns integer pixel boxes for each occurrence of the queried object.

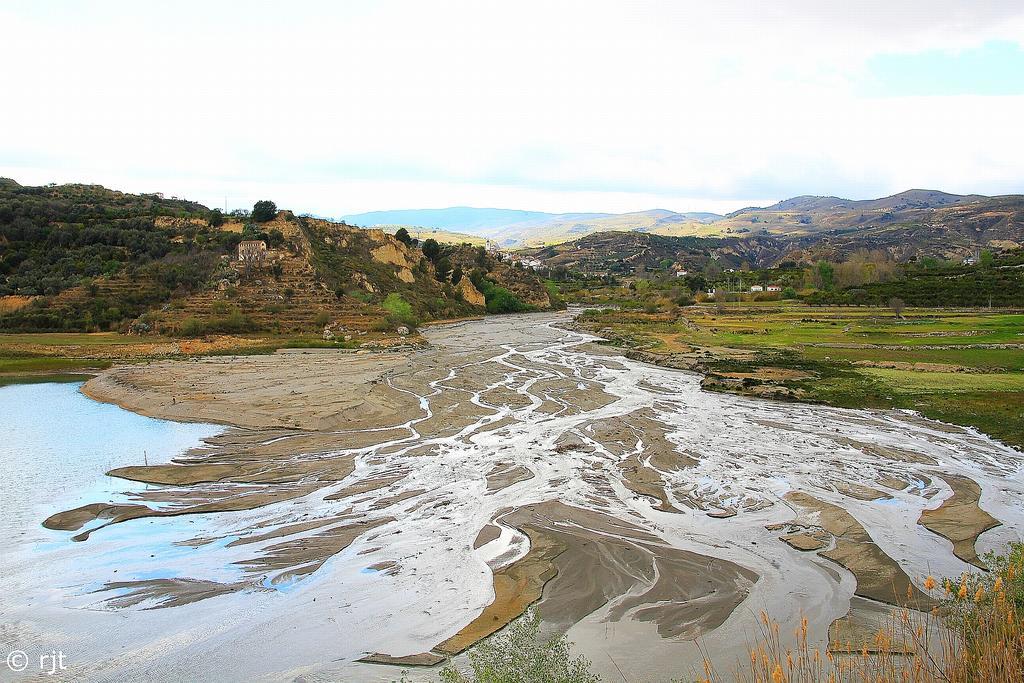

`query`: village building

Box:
[766,284,782,292]
[238,240,268,263]
[750,284,764,292]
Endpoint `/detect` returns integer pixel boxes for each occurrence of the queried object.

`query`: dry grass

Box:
[697,544,1024,683]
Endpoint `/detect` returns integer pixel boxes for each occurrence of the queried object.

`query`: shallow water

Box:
[1,316,1022,682]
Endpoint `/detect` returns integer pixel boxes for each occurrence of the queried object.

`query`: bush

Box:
[381,292,418,327]
[179,317,205,337]
[439,609,597,683]
[314,310,331,327]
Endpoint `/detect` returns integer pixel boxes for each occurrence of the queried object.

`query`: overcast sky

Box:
[2,0,1023,215]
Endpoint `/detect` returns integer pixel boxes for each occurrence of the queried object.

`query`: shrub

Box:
[439,609,598,683]
[314,310,331,327]
[179,317,206,337]
[382,292,418,327]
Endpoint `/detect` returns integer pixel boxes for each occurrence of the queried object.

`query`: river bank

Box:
[4,310,1022,681]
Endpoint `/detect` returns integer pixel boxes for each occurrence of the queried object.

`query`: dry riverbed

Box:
[8,311,1024,681]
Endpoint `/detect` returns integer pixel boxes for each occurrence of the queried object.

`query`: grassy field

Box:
[571,299,1024,449]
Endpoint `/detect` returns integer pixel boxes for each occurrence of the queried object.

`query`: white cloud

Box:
[1,0,1022,214]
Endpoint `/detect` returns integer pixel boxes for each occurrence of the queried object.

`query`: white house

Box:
[750,284,764,292]
[675,269,689,277]
[766,284,782,292]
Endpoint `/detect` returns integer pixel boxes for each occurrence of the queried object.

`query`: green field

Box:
[571,299,1024,449]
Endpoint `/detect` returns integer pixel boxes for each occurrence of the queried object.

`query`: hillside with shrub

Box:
[0,180,558,336]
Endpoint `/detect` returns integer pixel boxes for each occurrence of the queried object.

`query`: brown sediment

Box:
[877,474,910,492]
[918,474,1000,568]
[473,524,501,549]
[370,489,427,511]
[226,515,356,547]
[235,517,392,584]
[834,482,887,501]
[707,508,737,518]
[434,523,562,655]
[43,502,150,532]
[828,598,914,654]
[553,431,592,454]
[325,473,408,501]
[368,561,399,576]
[585,411,694,513]
[485,463,535,491]
[81,351,420,431]
[516,502,756,639]
[426,501,756,657]
[478,386,534,411]
[357,652,446,667]
[780,532,827,552]
[785,492,934,608]
[99,578,252,609]
[833,438,938,466]
[527,378,618,414]
[54,484,322,542]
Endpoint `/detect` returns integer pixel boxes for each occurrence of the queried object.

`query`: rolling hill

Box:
[348,189,1023,254]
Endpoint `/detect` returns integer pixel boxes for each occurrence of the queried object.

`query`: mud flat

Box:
[4,311,1023,682]
[81,350,420,431]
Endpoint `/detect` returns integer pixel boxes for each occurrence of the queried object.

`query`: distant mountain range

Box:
[342,207,724,246]
[527,190,1024,271]
[344,189,1022,249]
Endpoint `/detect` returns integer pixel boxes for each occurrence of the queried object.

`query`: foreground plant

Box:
[438,608,599,683]
[698,543,1024,683]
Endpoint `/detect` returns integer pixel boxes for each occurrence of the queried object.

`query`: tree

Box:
[889,296,906,319]
[434,256,452,282]
[979,250,994,269]
[394,227,413,246]
[252,200,277,223]
[422,238,441,261]
[208,208,224,228]
[815,260,835,291]
[451,265,464,285]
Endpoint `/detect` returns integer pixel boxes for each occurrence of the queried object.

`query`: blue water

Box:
[0,381,223,540]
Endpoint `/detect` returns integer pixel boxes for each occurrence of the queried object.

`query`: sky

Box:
[1,0,1023,216]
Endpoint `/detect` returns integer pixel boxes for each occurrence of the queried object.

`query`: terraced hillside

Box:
[0,180,557,335]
